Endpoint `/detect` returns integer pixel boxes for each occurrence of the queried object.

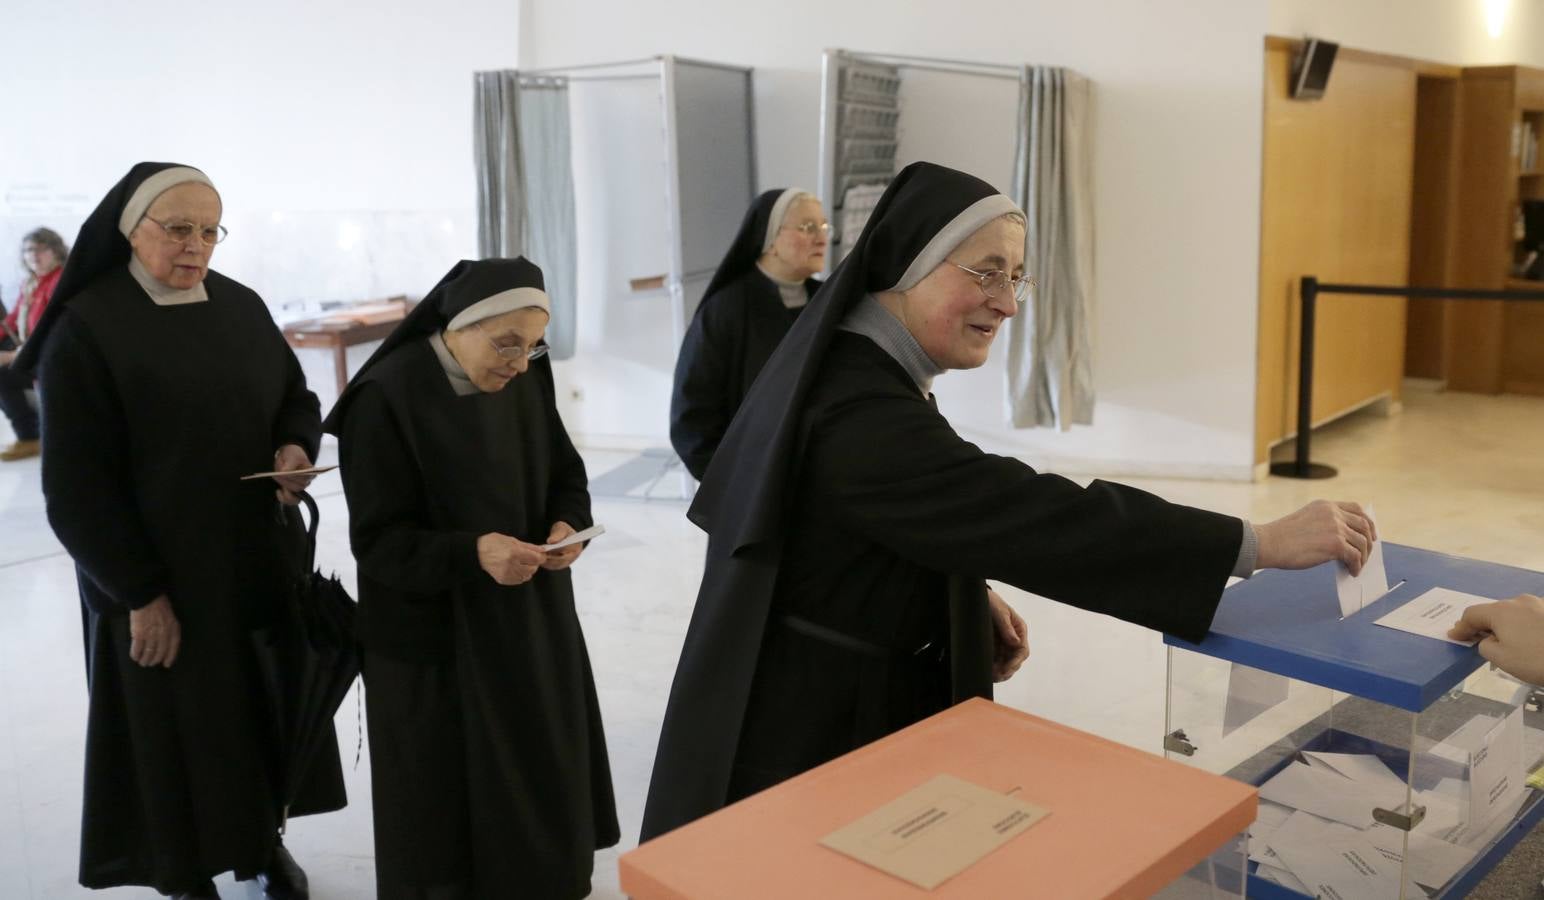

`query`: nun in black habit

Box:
[669,188,828,479]
[324,258,619,900]
[20,163,341,899]
[640,162,1378,840]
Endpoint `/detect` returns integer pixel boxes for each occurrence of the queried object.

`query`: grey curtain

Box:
[1006,66,1095,429]
[473,71,579,359]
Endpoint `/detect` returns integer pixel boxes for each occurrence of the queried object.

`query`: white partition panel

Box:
[663,57,757,333]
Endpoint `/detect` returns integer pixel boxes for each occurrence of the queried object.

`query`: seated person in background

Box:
[0,227,69,460]
[1449,594,1544,685]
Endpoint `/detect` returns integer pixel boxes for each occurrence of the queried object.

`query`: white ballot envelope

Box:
[541,524,605,552]
[1374,588,1495,645]
[1335,504,1389,617]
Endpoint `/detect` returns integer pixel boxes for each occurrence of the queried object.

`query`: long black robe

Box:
[669,187,820,481]
[669,269,817,480]
[37,267,344,892]
[335,339,618,898]
[640,162,1245,841]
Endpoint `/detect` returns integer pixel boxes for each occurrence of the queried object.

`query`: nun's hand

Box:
[272,444,315,506]
[1255,500,1376,575]
[129,595,181,668]
[988,588,1029,683]
[477,533,546,586]
[541,521,586,571]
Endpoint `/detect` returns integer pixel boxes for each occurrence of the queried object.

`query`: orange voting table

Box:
[620,698,1256,899]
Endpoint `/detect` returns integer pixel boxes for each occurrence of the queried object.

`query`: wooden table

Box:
[281,297,411,395]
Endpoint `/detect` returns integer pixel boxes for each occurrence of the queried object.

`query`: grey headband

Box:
[888,194,1024,292]
[118,167,219,238]
[446,287,553,331]
[761,188,817,253]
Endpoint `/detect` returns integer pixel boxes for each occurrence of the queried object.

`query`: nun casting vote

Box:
[670,188,828,479]
[326,258,619,900]
[641,162,1377,840]
[19,163,340,900]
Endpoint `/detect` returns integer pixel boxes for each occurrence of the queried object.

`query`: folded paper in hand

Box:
[542,524,605,552]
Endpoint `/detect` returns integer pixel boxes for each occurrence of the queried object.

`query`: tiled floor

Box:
[1,382,1541,898]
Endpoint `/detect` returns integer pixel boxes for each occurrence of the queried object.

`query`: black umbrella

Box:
[253,490,358,830]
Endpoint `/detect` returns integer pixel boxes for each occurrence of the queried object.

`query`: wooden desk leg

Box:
[333,342,349,396]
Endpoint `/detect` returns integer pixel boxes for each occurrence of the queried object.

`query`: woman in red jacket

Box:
[1,227,68,460]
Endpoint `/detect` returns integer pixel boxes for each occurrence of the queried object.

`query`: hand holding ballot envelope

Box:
[1448,594,1544,685]
[541,522,602,571]
[1254,500,1378,575]
[269,443,321,506]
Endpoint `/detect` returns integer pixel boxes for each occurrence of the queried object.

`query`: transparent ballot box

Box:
[1164,543,1544,899]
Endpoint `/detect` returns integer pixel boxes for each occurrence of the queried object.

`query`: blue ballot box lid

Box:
[1164,543,1544,713]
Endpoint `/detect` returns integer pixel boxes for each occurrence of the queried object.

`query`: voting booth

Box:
[1164,543,1544,898]
[621,698,1254,899]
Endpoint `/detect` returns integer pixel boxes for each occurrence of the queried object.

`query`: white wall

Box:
[0,0,519,412]
[522,0,1271,478]
[1270,0,1544,67]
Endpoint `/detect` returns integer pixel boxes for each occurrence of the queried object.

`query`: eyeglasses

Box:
[784,221,832,238]
[953,263,1034,303]
[477,324,549,362]
[144,216,228,247]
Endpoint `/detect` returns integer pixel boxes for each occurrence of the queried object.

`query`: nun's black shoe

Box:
[168,881,220,900]
[256,844,309,900]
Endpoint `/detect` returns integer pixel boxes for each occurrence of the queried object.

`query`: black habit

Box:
[640,162,1245,840]
[32,162,343,893]
[326,259,619,898]
[669,188,819,480]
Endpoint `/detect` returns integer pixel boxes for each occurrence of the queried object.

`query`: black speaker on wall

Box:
[1290,38,1338,100]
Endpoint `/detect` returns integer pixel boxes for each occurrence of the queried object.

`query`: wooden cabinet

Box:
[1443,66,1544,394]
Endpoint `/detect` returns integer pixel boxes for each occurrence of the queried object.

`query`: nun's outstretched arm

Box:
[338,383,482,594]
[805,389,1242,644]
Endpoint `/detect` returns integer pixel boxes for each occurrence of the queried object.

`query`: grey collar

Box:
[838,294,944,395]
[428,332,480,396]
[128,256,208,306]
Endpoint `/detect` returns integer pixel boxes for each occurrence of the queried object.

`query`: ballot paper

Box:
[1335,505,1389,617]
[1302,752,1407,793]
[819,774,1049,890]
[1255,861,1314,895]
[1374,587,1496,645]
[1429,708,1527,829]
[1365,822,1475,890]
[1223,664,1290,737]
[239,464,338,481]
[1247,800,1295,866]
[1266,810,1401,900]
[541,524,605,552]
[1258,761,1404,829]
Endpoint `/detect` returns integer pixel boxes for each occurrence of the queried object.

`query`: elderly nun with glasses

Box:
[16,162,339,899]
[324,258,619,900]
[669,188,829,480]
[641,161,1380,840]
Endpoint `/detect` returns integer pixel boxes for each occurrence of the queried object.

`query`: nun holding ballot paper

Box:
[325,258,618,900]
[641,162,1380,840]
